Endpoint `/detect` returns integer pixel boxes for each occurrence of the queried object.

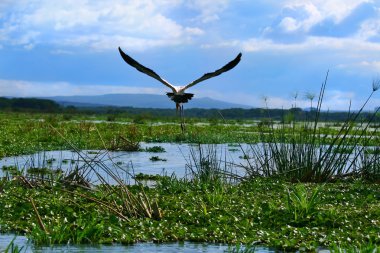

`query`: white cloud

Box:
[338,60,380,74]
[207,36,380,55]
[279,17,300,32]
[0,79,164,97]
[227,90,377,111]
[280,2,322,33]
[50,49,75,55]
[275,0,373,33]
[63,35,180,52]
[186,0,229,23]
[356,18,380,40]
[0,0,204,51]
[359,61,380,72]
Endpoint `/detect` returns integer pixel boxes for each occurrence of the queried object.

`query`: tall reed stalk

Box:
[242,73,379,182]
[185,144,240,186]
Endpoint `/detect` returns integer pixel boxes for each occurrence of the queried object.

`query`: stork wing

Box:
[182,53,242,91]
[118,47,176,92]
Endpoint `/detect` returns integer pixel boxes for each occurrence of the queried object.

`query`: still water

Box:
[0,234,277,252]
[0,143,249,183]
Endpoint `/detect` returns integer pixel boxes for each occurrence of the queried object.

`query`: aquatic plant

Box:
[149,156,167,162]
[0,175,379,249]
[145,146,166,153]
[357,147,380,182]
[107,134,140,151]
[285,184,322,223]
[226,243,257,253]
[185,144,238,186]
[330,242,380,253]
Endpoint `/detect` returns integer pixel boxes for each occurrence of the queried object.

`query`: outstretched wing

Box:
[118,47,177,92]
[182,53,242,91]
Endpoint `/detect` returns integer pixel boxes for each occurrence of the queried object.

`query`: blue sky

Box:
[1,0,380,110]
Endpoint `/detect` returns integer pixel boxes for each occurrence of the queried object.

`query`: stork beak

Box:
[176,103,180,114]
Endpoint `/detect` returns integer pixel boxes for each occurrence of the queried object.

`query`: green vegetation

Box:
[285,184,322,223]
[2,112,380,159]
[0,175,379,251]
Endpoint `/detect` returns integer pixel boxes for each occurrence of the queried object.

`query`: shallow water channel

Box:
[0,234,280,253]
[0,234,284,253]
[0,143,249,184]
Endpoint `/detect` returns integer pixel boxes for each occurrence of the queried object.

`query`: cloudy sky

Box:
[1,0,380,110]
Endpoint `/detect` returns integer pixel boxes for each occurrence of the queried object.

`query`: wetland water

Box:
[0,143,248,183]
[0,142,361,183]
[0,234,278,252]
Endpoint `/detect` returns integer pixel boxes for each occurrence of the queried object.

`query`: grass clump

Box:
[242,74,380,182]
[285,184,322,223]
[145,146,166,153]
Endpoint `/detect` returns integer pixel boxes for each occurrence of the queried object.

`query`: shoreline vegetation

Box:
[1,112,380,159]
[0,79,380,252]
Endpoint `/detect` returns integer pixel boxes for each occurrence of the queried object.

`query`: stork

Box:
[118,47,242,131]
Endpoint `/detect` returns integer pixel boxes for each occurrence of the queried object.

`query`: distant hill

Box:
[42,94,251,109]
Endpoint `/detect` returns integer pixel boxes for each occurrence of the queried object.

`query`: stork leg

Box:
[176,103,180,116]
[179,104,186,134]
[182,104,186,132]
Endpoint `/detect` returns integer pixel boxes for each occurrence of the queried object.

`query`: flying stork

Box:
[118,47,242,131]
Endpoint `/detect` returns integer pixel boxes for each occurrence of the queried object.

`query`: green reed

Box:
[242,74,380,182]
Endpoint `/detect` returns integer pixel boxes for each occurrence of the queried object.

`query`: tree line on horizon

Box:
[0,97,378,122]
